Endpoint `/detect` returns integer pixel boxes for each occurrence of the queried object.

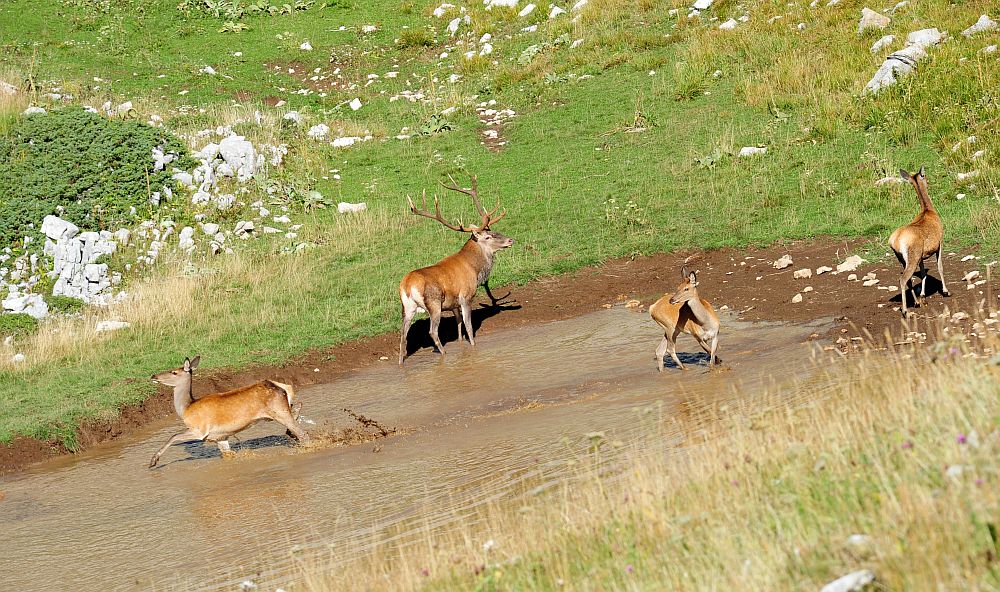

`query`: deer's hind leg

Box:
[269,404,310,444]
[899,250,921,317]
[936,248,951,296]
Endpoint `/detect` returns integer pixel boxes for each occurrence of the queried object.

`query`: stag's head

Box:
[151,356,200,386]
[668,268,700,306]
[407,175,513,250]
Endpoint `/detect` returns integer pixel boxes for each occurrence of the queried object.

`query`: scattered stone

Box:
[864,29,943,95]
[875,175,905,186]
[803,286,814,292]
[816,266,834,275]
[307,124,330,139]
[858,7,890,34]
[837,255,864,273]
[794,268,812,279]
[2,293,48,319]
[178,226,195,253]
[863,279,880,287]
[738,146,767,157]
[0,80,17,95]
[549,5,566,18]
[773,254,794,269]
[963,270,980,282]
[201,223,220,236]
[792,293,804,303]
[572,0,588,11]
[962,14,997,37]
[349,98,363,111]
[235,220,255,236]
[518,3,536,16]
[11,353,26,364]
[23,106,46,115]
[95,320,131,333]
[300,41,313,51]
[338,202,367,214]
[961,254,976,262]
[847,273,858,281]
[692,0,712,9]
[957,170,980,183]
[870,34,895,53]
[820,570,875,592]
[719,18,738,30]
[845,534,874,557]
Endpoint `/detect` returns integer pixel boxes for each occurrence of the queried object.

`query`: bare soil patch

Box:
[2,237,995,475]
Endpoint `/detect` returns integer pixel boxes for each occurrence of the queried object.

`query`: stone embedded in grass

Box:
[956,170,980,183]
[349,97,363,110]
[738,146,767,157]
[864,29,942,95]
[300,41,313,51]
[0,79,17,95]
[692,0,712,9]
[307,124,330,139]
[549,5,566,18]
[433,3,455,17]
[820,570,875,592]
[518,2,536,16]
[962,14,997,37]
[2,293,48,319]
[874,175,904,185]
[719,18,738,30]
[870,34,894,53]
[572,0,588,11]
[201,223,220,236]
[338,202,367,214]
[773,254,793,269]
[447,17,461,35]
[837,255,864,273]
[178,226,195,252]
[23,106,46,115]
[283,111,303,124]
[95,320,130,333]
[11,353,26,363]
[200,65,216,75]
[858,8,890,34]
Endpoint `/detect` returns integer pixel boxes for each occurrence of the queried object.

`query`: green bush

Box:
[0,313,39,338]
[44,295,85,314]
[0,107,193,248]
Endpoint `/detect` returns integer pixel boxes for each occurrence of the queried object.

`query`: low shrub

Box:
[0,313,39,337]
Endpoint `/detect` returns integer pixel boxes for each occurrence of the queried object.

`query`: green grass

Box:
[0,0,997,444]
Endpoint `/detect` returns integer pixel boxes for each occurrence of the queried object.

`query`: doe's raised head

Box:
[151,355,201,385]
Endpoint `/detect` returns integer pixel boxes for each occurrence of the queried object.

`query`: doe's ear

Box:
[189,355,201,371]
[183,358,191,372]
[899,168,911,182]
[918,165,925,178]
[687,271,697,284]
[681,266,689,280]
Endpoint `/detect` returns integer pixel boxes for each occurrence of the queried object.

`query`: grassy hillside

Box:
[0,0,997,444]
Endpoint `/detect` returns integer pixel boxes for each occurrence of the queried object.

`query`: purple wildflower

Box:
[421,568,429,577]
[626,565,634,575]
[902,440,914,450]
[958,434,968,445]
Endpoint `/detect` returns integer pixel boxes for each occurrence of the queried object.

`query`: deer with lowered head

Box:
[649,267,721,371]
[889,166,950,317]
[399,175,514,365]
[148,356,309,468]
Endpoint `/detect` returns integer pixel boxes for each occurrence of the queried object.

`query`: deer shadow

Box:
[155,434,295,466]
[404,300,521,358]
[888,274,948,307]
[658,351,716,370]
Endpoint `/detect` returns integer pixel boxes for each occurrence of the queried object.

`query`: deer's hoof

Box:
[148,458,158,468]
[942,290,951,297]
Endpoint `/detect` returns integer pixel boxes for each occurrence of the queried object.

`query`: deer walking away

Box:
[889,166,950,318]
[398,175,514,365]
[148,356,309,468]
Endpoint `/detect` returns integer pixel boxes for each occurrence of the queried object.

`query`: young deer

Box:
[649,268,721,371]
[148,356,309,468]
[889,166,950,317]
[399,175,514,365]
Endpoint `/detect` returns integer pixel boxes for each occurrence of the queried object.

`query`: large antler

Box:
[441,174,506,229]
[407,189,476,232]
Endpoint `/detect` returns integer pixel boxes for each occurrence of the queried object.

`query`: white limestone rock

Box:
[962,14,996,37]
[858,8,890,34]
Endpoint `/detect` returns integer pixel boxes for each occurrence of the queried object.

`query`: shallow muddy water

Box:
[0,309,827,591]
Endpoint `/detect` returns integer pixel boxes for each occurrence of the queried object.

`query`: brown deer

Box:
[399,175,514,365]
[649,267,721,371]
[889,166,950,317]
[148,356,309,467]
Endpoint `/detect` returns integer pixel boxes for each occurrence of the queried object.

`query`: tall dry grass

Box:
[285,334,1000,591]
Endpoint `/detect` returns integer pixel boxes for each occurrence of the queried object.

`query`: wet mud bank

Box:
[2,237,994,474]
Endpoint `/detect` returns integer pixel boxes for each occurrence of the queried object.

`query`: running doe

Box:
[148,356,309,467]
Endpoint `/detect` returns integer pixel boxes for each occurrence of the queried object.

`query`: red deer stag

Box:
[649,267,721,371]
[148,356,309,467]
[889,166,950,317]
[399,176,514,365]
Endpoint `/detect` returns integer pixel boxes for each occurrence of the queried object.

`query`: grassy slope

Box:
[0,0,997,443]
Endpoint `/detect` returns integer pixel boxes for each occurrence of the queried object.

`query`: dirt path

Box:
[1,237,995,474]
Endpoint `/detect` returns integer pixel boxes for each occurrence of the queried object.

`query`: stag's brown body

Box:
[148,356,309,467]
[399,176,513,364]
[889,167,949,317]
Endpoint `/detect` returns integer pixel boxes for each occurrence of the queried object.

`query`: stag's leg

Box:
[654,336,669,372]
[149,428,200,468]
[460,297,475,346]
[919,259,929,303]
[399,301,417,366]
[428,302,446,355]
[454,309,464,343]
[937,249,950,296]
